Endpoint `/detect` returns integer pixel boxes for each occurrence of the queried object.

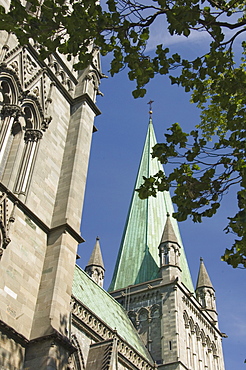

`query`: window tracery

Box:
[0,76,22,171]
[150,304,160,319]
[14,101,43,196]
[138,307,149,322]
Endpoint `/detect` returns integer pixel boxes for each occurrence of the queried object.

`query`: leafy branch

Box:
[1,0,246,268]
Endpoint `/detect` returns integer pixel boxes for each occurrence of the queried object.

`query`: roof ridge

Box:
[76,264,127,309]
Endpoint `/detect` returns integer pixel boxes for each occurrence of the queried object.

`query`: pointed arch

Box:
[138,307,149,322]
[21,95,44,130]
[60,71,66,85]
[150,304,160,319]
[206,335,212,352]
[183,310,189,329]
[0,69,22,171]
[67,79,74,92]
[47,54,54,67]
[211,341,217,357]
[200,329,206,346]
[70,334,85,370]
[195,323,200,340]
[189,317,195,334]
[0,67,22,105]
[53,62,60,76]
[14,98,43,196]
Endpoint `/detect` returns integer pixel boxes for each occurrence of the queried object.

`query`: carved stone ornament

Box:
[41,116,52,131]
[26,55,38,75]
[1,104,22,118]
[24,129,43,143]
[67,356,75,370]
[0,192,15,260]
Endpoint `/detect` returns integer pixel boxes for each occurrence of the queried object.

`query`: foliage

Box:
[137,120,246,268]
[137,48,246,269]
[0,0,245,96]
[0,0,246,267]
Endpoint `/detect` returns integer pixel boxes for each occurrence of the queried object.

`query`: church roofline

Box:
[73,265,154,363]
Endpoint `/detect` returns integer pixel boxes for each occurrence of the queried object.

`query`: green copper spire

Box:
[109,119,193,292]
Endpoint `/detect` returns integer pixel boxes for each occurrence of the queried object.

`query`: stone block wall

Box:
[112,277,225,370]
[0,22,101,368]
[0,328,26,370]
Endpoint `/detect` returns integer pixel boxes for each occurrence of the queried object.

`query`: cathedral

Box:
[0,12,225,370]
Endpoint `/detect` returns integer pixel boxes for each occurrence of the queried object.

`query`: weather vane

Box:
[147,100,154,118]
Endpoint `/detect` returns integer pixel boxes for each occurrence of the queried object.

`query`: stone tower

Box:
[0,23,102,369]
[109,119,225,369]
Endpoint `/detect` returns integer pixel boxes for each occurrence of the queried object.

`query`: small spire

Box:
[147,100,154,119]
[86,237,105,270]
[196,258,213,290]
[160,213,179,245]
[85,237,105,287]
[196,258,217,322]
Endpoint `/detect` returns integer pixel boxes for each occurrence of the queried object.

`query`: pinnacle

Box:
[196,258,214,290]
[86,237,105,270]
[160,213,179,245]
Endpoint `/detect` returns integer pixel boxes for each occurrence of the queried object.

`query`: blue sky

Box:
[78,32,246,369]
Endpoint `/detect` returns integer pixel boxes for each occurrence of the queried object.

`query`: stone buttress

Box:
[0,23,102,369]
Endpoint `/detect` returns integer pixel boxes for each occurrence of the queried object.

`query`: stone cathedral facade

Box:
[0,10,226,370]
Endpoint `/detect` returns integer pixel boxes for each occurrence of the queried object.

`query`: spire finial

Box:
[147,100,154,119]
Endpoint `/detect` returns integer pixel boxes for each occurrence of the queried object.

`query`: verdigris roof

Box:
[109,119,193,292]
[72,265,153,363]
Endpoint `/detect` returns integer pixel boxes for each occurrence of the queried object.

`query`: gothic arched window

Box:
[138,307,149,322]
[0,75,21,173]
[14,101,43,196]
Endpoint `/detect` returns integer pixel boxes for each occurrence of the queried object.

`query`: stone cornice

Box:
[28,329,76,354]
[109,277,163,297]
[0,319,29,347]
[0,182,84,244]
[159,360,190,370]
[73,93,101,116]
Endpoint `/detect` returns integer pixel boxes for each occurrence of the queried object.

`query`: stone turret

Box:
[85,237,105,288]
[158,213,181,282]
[196,257,218,324]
